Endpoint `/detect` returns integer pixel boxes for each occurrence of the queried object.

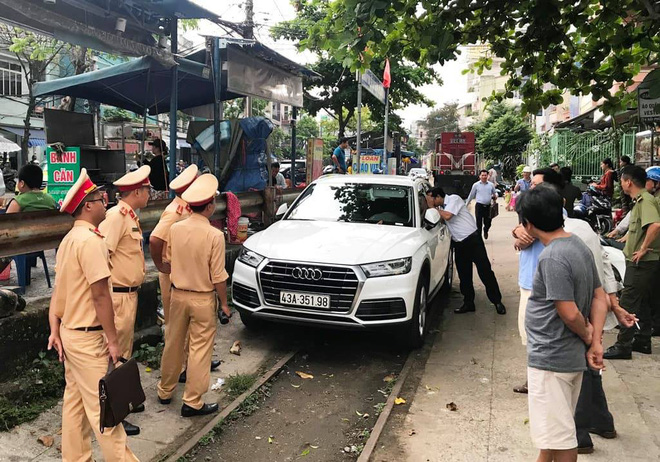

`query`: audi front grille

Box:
[259,261,359,312]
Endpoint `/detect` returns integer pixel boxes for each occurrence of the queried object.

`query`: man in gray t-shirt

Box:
[526,235,601,372]
[517,186,608,460]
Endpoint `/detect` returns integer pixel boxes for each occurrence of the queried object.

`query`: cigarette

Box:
[635,321,641,330]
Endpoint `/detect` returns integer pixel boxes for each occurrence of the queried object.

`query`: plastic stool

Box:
[13,251,51,294]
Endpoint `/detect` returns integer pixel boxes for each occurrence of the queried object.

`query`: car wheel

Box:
[404,276,429,349]
[441,247,454,292]
[239,310,266,330]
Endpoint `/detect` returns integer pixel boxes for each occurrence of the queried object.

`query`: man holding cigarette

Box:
[604,166,660,360]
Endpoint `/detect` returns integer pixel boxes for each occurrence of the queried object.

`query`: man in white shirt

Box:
[466,169,498,239]
[427,186,506,315]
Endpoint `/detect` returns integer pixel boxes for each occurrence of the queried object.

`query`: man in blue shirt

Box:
[332,137,349,174]
[466,170,498,239]
[427,186,506,315]
[515,166,532,193]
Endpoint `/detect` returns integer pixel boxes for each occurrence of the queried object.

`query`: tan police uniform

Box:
[150,164,197,326]
[98,166,150,359]
[157,174,228,409]
[53,169,138,461]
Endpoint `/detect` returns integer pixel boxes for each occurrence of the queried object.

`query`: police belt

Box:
[113,285,141,293]
[171,284,214,294]
[74,325,103,332]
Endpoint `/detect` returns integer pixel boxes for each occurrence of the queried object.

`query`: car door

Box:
[417,182,448,290]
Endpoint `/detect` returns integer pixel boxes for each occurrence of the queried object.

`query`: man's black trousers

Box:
[575,369,614,448]
[452,231,502,307]
[475,203,492,236]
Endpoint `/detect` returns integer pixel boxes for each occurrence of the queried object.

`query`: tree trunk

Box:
[20,88,36,167]
[67,46,88,110]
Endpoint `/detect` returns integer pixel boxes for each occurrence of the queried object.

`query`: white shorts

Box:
[527,367,583,450]
[518,288,531,346]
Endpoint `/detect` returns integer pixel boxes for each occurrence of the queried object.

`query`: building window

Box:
[0,61,23,96]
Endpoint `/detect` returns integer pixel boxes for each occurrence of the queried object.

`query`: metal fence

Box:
[524,129,636,179]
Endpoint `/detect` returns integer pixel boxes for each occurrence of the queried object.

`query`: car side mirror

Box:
[275,203,288,218]
[424,208,441,229]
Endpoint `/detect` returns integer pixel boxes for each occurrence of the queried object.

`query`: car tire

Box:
[441,247,454,292]
[239,310,266,330]
[403,275,429,349]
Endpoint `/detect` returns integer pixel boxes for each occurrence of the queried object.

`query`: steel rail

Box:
[0,189,301,258]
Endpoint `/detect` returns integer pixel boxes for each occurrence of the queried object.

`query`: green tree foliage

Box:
[406,137,426,158]
[223,98,268,119]
[420,103,460,151]
[272,0,438,138]
[101,107,140,122]
[473,103,533,180]
[0,25,66,164]
[304,0,660,116]
[296,114,319,139]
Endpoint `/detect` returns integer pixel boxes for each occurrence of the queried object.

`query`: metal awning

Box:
[34,56,215,115]
[0,0,222,66]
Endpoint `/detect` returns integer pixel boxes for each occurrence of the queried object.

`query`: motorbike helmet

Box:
[646,166,660,183]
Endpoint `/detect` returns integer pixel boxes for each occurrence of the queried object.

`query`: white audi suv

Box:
[231,174,453,347]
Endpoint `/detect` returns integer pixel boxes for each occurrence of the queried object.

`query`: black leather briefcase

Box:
[99,357,145,433]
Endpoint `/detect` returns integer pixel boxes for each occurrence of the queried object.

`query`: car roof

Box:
[312,174,421,187]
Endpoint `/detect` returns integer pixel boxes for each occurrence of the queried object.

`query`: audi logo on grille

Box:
[291,267,323,281]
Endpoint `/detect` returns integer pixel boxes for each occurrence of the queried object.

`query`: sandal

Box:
[513,383,528,394]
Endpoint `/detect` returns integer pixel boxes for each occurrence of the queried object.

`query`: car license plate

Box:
[279,291,331,309]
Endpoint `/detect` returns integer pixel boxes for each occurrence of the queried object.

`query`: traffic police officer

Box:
[98,165,151,436]
[157,174,232,417]
[149,165,221,381]
[47,168,138,461]
[149,164,197,327]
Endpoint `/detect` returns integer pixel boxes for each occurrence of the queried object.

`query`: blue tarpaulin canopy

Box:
[33,56,219,115]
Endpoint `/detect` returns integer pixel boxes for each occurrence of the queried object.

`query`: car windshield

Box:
[287,183,414,227]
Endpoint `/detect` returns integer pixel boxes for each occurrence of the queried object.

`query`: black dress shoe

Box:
[181,403,219,417]
[589,428,617,439]
[178,370,187,383]
[652,327,660,337]
[577,446,594,455]
[211,359,222,371]
[130,403,145,413]
[632,341,652,355]
[454,304,476,314]
[603,344,632,360]
[494,303,506,315]
[122,421,140,436]
[158,396,172,405]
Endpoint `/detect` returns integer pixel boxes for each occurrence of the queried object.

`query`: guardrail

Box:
[0,188,301,258]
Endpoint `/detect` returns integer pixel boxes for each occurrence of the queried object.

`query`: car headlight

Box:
[361,257,412,278]
[238,248,265,268]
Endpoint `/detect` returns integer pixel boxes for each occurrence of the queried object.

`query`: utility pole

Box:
[244,0,254,117]
[356,71,362,174]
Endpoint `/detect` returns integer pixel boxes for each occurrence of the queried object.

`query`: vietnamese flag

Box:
[383,59,391,89]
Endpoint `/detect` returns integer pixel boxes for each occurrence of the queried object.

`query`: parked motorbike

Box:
[574,185,613,235]
[3,171,16,192]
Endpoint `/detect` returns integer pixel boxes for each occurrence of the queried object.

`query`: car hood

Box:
[244,220,422,265]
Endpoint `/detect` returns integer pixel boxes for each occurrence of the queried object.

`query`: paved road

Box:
[371,204,660,461]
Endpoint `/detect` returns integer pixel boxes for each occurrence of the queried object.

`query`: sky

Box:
[192,0,470,127]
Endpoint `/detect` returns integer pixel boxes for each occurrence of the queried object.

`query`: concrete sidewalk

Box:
[372,203,660,461]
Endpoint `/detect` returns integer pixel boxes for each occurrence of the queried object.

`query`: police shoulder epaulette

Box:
[119,206,128,216]
[90,228,105,238]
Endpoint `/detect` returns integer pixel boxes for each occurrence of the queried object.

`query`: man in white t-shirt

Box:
[426,186,506,315]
